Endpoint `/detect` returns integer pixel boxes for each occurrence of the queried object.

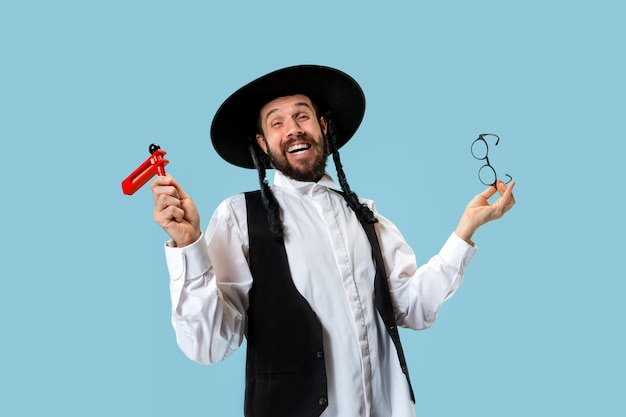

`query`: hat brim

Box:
[210,65,366,169]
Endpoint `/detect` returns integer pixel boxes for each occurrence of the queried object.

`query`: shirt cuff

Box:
[164,233,211,281]
[439,232,479,271]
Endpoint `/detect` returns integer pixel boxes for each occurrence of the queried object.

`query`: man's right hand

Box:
[150,175,202,247]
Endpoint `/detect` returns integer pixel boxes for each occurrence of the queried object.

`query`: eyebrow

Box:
[263,102,314,124]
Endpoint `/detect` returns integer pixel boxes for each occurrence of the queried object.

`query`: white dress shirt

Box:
[164,171,478,417]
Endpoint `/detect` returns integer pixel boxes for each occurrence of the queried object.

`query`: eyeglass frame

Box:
[471,133,512,187]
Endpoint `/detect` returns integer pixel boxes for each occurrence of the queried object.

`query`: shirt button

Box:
[316,350,324,359]
[318,396,328,406]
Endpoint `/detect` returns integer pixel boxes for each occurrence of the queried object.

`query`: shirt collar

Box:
[272,170,339,195]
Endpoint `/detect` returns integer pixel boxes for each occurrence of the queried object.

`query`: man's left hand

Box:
[455,180,516,245]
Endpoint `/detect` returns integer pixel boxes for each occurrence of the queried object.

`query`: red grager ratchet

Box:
[121,144,169,195]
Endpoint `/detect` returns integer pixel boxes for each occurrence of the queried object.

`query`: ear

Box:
[319,116,328,135]
[256,134,268,154]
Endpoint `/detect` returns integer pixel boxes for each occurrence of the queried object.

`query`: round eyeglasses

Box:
[471,133,512,187]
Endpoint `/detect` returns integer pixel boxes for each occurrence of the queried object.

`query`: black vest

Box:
[244,190,414,417]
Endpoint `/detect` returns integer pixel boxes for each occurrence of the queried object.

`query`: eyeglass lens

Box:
[471,134,512,187]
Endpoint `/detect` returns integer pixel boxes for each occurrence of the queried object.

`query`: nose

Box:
[286,118,304,137]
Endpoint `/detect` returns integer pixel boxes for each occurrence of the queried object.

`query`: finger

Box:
[495,181,516,213]
[151,175,173,204]
[154,203,184,227]
[161,205,186,223]
[155,193,182,212]
[500,180,515,201]
[150,174,174,190]
[496,179,515,195]
[154,184,181,199]
[153,174,193,202]
[477,185,498,200]
[151,174,188,198]
[152,187,178,207]
[505,181,516,210]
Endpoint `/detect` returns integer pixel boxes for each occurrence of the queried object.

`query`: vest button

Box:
[318,396,328,406]
[316,350,324,359]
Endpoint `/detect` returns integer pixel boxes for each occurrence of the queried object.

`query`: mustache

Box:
[280,135,317,152]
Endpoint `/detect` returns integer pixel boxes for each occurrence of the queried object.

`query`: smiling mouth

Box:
[287,143,311,154]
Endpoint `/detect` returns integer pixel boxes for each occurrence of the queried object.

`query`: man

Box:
[151,65,516,417]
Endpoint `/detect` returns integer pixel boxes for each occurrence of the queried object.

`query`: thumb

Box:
[477,185,498,200]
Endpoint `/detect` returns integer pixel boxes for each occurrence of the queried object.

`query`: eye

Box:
[296,113,310,121]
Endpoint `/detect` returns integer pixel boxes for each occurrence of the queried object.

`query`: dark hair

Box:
[325,111,377,225]
[248,137,284,241]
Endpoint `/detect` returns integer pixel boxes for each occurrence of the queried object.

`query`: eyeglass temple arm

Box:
[479,133,500,146]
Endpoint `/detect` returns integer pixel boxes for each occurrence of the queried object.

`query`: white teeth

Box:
[288,143,311,153]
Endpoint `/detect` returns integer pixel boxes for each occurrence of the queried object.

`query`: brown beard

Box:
[265,134,330,182]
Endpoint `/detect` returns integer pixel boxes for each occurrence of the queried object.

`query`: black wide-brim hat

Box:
[210,65,366,169]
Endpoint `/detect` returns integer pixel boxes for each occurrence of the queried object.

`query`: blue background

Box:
[2,0,624,416]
